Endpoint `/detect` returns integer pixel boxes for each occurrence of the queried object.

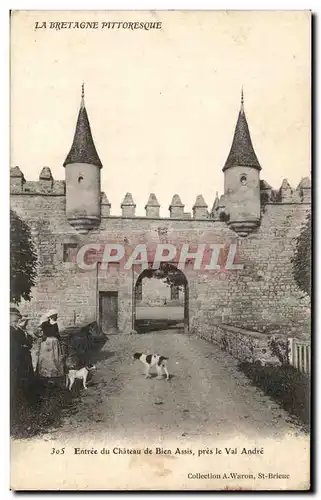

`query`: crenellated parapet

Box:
[169,194,184,218]
[121,192,136,217]
[101,192,111,217]
[260,177,311,205]
[10,167,311,227]
[98,192,215,220]
[260,180,272,203]
[10,167,65,195]
[279,178,293,202]
[39,167,54,191]
[211,193,230,221]
[145,193,160,218]
[192,195,209,219]
[297,177,311,203]
[10,166,25,193]
[210,192,220,220]
[11,88,311,242]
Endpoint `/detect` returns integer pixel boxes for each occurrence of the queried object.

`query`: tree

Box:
[136,262,187,291]
[291,211,311,297]
[10,210,38,304]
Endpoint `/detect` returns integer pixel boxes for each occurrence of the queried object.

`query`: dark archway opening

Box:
[133,262,189,334]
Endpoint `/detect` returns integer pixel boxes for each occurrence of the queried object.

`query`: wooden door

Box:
[99,292,118,334]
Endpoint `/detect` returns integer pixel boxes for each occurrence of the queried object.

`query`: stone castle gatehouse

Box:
[10,86,311,359]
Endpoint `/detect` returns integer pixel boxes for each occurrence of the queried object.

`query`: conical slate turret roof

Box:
[223,90,261,172]
[63,84,102,168]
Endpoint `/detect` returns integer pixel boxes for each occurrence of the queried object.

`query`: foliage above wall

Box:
[136,262,187,291]
[291,211,311,297]
[10,210,38,304]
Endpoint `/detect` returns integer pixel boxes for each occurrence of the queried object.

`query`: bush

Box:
[238,362,310,428]
[268,336,289,365]
[291,211,311,297]
[10,210,38,303]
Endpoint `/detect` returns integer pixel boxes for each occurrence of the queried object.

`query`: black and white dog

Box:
[133,353,170,380]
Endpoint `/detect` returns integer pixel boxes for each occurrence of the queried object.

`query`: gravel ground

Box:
[33,330,306,443]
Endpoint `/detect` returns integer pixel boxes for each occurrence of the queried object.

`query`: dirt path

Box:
[38,331,305,443]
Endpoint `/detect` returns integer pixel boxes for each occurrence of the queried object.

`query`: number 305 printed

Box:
[51,447,65,455]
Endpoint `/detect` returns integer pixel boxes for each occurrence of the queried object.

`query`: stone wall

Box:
[192,202,311,338]
[10,173,311,338]
[198,323,284,366]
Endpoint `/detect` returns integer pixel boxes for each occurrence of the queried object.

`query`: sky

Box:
[10,10,311,216]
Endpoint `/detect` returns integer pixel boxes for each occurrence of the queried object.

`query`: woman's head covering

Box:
[19,317,30,325]
[38,309,58,326]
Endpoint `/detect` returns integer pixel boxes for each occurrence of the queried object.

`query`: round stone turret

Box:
[63,84,102,234]
[223,90,261,236]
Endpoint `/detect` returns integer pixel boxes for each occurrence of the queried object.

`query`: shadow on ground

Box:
[11,337,110,439]
[237,361,310,432]
[135,319,184,333]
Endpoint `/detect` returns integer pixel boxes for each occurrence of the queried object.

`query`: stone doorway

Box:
[133,262,189,334]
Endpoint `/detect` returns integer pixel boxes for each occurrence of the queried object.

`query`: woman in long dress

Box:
[10,307,35,424]
[37,310,65,379]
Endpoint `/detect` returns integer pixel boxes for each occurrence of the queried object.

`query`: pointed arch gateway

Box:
[132,262,189,334]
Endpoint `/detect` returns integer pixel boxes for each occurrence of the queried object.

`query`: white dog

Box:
[133,352,170,380]
[66,365,96,391]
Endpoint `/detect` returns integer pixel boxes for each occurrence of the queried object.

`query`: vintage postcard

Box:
[10,10,311,491]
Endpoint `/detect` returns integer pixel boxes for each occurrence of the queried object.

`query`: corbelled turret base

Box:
[228,219,260,237]
[67,216,101,234]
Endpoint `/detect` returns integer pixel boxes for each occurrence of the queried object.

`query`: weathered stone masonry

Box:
[10,87,311,357]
